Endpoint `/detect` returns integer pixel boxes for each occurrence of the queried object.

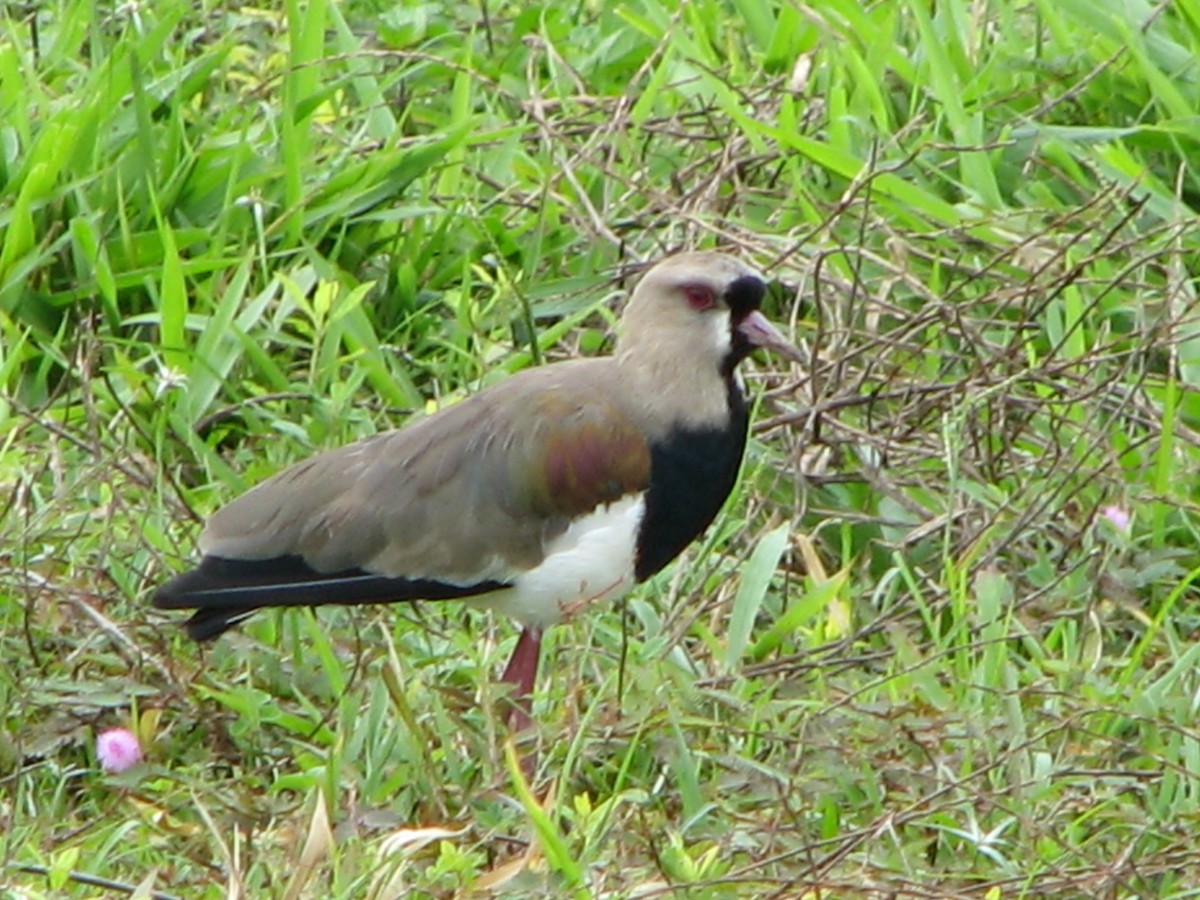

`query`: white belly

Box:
[471,494,645,628]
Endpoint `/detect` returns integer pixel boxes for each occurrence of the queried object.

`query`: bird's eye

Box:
[683,284,717,311]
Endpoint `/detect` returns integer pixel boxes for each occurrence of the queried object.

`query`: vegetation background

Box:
[4,0,1200,896]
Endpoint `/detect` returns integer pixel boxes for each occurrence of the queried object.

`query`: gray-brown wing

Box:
[199,368,651,582]
[154,365,652,639]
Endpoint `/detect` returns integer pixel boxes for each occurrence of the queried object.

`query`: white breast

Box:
[471,494,645,628]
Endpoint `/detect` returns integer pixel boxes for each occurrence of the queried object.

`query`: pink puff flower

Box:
[1100,505,1131,531]
[96,727,143,773]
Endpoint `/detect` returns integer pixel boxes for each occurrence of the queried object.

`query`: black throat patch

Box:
[634,379,751,581]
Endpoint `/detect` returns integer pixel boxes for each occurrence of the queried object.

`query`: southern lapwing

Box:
[154,252,801,726]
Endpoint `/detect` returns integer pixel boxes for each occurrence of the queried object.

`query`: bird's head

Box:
[617,251,803,376]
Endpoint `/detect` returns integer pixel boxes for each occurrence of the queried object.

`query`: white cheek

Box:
[710,310,733,358]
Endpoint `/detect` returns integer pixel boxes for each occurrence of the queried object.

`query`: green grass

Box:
[5,0,1200,896]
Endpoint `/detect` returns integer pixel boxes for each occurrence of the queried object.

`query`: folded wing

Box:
[154,364,652,639]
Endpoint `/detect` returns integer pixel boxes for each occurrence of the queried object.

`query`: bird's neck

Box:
[617,345,743,433]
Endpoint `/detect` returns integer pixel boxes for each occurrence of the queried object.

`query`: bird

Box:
[154,251,802,727]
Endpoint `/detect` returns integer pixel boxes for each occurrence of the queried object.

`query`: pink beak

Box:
[737,310,804,363]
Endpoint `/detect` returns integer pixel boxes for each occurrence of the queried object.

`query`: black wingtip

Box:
[154,555,511,642]
[153,556,315,610]
[154,562,263,640]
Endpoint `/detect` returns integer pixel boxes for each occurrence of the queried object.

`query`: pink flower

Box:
[1100,505,1131,531]
[96,727,143,773]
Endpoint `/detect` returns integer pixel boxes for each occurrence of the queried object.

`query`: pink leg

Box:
[500,626,541,731]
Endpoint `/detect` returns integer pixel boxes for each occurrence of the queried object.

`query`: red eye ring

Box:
[683,284,717,311]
